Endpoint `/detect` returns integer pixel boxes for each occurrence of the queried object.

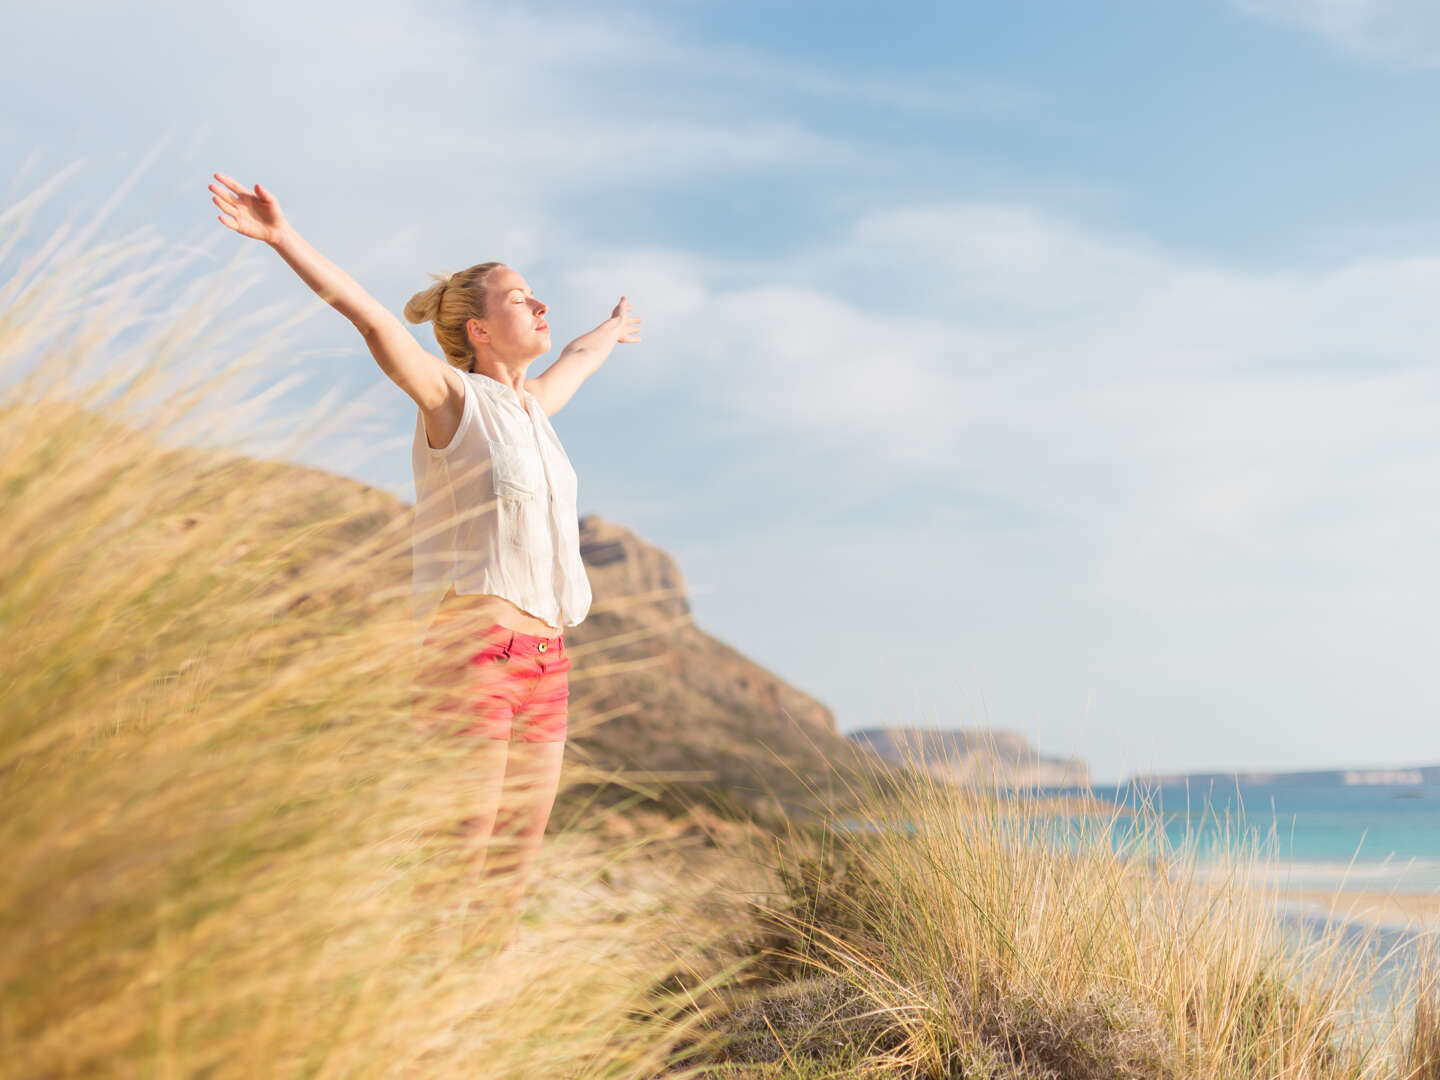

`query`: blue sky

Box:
[6,0,1440,783]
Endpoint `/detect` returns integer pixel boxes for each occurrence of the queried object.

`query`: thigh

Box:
[497,739,567,831]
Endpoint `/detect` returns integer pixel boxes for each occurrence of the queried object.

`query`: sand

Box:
[1272,886,1440,932]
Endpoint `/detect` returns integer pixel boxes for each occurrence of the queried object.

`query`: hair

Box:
[403,261,506,372]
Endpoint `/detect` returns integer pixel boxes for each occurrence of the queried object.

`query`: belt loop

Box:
[502,631,516,658]
[557,631,565,654]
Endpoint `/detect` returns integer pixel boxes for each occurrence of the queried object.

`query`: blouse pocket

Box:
[487,439,540,553]
[486,439,540,500]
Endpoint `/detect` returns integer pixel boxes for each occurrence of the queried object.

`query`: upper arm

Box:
[524,376,560,418]
[362,311,455,413]
[361,312,467,449]
[525,357,588,418]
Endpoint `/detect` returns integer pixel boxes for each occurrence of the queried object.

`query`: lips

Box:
[536,322,549,332]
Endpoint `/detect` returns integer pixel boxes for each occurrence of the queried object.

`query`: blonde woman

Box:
[209,172,640,942]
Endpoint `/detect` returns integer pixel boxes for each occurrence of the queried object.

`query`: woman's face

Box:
[471,266,550,360]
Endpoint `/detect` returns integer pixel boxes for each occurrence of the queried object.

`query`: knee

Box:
[494,801,555,843]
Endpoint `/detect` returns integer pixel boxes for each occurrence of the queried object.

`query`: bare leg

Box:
[412,608,566,943]
[474,739,567,941]
[411,611,514,907]
[454,738,510,880]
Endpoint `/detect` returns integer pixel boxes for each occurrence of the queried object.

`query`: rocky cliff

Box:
[563,516,869,820]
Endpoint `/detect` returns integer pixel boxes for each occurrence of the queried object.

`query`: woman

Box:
[209,172,641,943]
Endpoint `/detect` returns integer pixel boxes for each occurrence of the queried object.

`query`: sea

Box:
[1063,776,1440,895]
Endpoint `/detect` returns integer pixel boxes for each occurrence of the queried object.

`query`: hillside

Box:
[87,422,1096,819]
[848,726,1090,789]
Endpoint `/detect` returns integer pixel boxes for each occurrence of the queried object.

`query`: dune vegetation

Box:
[3,175,1437,1078]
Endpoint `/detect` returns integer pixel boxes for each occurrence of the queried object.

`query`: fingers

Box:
[211,172,272,205]
[619,308,641,343]
[212,171,248,197]
[611,296,643,341]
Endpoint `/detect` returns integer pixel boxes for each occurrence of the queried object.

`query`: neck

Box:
[470,350,529,396]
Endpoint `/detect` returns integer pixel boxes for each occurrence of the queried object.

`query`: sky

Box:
[5,0,1440,784]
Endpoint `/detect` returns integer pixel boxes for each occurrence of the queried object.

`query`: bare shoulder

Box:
[419,367,470,452]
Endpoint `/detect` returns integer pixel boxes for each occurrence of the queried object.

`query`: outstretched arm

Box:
[209,172,453,412]
[526,297,642,417]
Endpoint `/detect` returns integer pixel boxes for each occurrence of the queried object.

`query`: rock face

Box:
[847,727,1090,790]
[577,516,692,623]
[563,516,860,819]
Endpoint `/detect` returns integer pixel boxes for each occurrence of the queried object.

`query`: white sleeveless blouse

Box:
[410,370,592,650]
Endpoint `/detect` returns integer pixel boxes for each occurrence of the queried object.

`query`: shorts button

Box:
[538,641,547,652]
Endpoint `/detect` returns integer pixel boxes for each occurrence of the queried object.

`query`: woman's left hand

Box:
[610,296,643,344]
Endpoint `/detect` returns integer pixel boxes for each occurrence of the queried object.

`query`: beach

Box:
[1273,886,1440,933]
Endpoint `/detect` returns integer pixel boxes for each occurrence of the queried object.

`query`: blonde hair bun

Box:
[401,262,505,371]
[402,272,452,325]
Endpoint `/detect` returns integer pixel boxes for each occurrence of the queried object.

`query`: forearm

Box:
[558,318,622,372]
[268,227,390,335]
[528,299,637,416]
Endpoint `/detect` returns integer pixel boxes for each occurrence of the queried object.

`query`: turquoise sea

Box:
[1065,777,1440,897]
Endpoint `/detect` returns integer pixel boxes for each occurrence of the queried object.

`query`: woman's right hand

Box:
[209,172,290,245]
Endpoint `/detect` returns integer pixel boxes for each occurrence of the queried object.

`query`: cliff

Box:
[563,516,870,820]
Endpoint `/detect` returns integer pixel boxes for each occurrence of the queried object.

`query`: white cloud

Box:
[559,203,1440,778]
[1232,0,1440,65]
[1,0,855,272]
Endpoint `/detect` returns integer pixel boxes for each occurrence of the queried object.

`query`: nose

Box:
[532,297,547,317]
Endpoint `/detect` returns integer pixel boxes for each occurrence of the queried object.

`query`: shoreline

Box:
[1269,885,1440,934]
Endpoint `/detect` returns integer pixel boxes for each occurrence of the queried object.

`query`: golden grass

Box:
[5,170,1439,1079]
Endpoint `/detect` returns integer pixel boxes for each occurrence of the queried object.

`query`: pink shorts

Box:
[412,620,570,743]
